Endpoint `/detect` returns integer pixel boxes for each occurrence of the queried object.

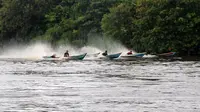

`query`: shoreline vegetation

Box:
[0,0,200,57]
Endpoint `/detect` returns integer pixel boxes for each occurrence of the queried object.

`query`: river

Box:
[0,59,200,112]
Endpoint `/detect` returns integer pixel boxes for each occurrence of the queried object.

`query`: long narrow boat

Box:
[105,52,122,59]
[43,56,60,58]
[157,52,176,57]
[63,53,87,60]
[42,56,60,61]
[121,53,145,59]
[135,53,146,57]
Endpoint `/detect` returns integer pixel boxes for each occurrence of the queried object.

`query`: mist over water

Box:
[0,38,130,59]
[80,46,102,54]
[0,43,52,59]
[87,36,128,54]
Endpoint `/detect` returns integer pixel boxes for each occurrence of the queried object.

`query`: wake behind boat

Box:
[86,52,100,57]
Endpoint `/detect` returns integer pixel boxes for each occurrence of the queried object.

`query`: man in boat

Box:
[102,50,108,56]
[64,50,69,57]
[51,54,56,58]
[127,51,133,55]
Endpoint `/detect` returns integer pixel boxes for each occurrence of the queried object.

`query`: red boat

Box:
[157,52,176,57]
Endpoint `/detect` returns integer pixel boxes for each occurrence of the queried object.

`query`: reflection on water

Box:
[0,59,200,111]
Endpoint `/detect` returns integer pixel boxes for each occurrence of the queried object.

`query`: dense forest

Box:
[1,0,200,55]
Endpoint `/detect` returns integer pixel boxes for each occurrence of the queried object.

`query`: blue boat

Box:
[63,53,87,60]
[133,53,145,57]
[43,53,87,61]
[106,52,122,59]
[121,53,145,59]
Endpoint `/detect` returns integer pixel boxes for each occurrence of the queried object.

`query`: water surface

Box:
[0,59,200,112]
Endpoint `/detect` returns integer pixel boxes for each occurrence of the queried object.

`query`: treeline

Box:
[1,0,200,55]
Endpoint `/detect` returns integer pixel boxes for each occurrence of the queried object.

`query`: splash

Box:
[0,42,52,59]
[0,42,95,59]
[80,46,102,54]
[0,36,136,60]
[87,35,129,55]
[54,44,79,57]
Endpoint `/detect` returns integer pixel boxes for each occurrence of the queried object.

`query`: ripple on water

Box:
[0,60,200,111]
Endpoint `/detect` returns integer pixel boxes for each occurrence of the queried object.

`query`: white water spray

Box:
[0,36,136,59]
[0,42,53,59]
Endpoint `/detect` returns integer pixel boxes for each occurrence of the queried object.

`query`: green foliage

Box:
[42,0,119,46]
[102,2,135,48]
[1,0,200,55]
[0,0,54,44]
[102,0,200,55]
[133,0,200,54]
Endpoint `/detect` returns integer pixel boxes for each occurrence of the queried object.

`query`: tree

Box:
[0,0,54,44]
[132,0,200,54]
[43,0,119,46]
[101,2,136,48]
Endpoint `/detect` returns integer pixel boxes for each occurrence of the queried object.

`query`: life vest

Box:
[127,51,132,55]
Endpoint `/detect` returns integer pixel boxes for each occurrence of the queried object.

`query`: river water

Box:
[0,59,200,112]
